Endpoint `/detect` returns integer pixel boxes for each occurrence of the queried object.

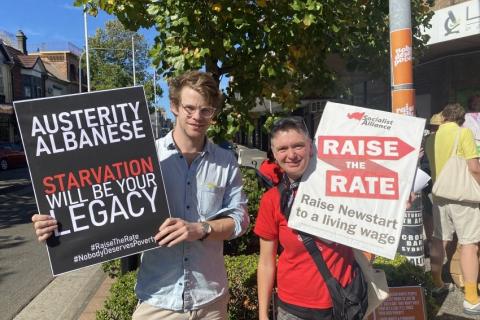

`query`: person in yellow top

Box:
[425,103,480,315]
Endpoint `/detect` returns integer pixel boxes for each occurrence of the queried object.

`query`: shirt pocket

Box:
[198,186,225,218]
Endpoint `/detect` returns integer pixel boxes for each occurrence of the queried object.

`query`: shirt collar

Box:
[440,121,459,128]
[162,130,211,157]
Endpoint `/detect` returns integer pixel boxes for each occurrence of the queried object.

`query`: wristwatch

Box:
[199,222,212,241]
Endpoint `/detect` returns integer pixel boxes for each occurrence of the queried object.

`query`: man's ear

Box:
[170,101,179,117]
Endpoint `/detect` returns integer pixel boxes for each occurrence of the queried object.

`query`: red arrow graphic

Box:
[317,136,414,161]
[322,158,399,199]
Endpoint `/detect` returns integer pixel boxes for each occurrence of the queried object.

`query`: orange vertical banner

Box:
[392,89,415,116]
[391,28,413,86]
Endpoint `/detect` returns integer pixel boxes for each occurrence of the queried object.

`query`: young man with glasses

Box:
[32,70,249,319]
[134,70,249,319]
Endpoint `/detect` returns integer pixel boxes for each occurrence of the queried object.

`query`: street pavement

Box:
[0,168,52,320]
[3,147,480,319]
[0,168,105,320]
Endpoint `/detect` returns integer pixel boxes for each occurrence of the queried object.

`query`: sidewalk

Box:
[0,168,112,320]
[14,265,106,320]
[437,288,480,319]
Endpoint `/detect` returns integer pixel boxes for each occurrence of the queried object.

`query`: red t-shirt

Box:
[254,187,354,309]
[259,160,283,185]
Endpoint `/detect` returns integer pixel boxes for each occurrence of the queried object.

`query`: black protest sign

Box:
[14,87,169,275]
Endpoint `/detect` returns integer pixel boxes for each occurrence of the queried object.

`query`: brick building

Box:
[30,46,85,96]
[0,30,84,142]
[0,41,14,142]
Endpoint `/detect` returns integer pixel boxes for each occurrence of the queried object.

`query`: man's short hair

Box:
[168,71,223,109]
[270,116,310,140]
[441,103,465,125]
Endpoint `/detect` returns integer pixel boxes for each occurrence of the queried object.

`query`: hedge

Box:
[96,270,138,320]
[224,166,264,256]
[95,255,258,320]
[225,254,259,320]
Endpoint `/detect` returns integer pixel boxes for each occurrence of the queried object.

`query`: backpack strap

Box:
[299,233,339,289]
[277,175,297,220]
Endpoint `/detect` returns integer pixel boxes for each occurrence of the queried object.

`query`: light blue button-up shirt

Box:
[135,131,249,311]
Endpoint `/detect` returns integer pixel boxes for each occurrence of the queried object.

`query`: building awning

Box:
[0,104,14,114]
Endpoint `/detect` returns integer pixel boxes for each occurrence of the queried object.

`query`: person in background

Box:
[255,117,355,320]
[259,148,284,186]
[463,94,480,155]
[32,70,249,320]
[428,112,444,135]
[422,112,444,255]
[426,103,480,315]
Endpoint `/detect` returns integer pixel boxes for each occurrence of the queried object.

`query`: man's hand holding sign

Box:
[289,102,425,259]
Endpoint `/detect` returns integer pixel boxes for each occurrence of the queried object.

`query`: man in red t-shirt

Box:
[255,117,355,320]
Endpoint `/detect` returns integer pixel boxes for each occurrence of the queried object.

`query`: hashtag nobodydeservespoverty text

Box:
[73,234,155,263]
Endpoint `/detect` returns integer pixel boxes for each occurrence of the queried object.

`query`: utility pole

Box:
[132,35,136,86]
[79,51,84,93]
[154,69,158,139]
[83,5,91,92]
[390,0,424,267]
[389,1,414,116]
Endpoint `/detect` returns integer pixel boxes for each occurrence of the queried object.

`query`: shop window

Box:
[69,64,77,81]
[22,75,44,98]
[24,86,31,98]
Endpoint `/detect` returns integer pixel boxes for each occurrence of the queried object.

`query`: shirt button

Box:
[184,257,188,261]
[179,283,183,286]
[187,181,190,185]
[179,155,183,158]
[186,205,190,209]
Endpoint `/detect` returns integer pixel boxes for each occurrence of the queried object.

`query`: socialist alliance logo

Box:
[347,112,393,130]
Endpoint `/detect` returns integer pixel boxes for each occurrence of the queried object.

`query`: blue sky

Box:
[0,0,175,117]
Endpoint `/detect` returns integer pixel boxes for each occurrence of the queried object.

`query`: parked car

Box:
[0,142,27,170]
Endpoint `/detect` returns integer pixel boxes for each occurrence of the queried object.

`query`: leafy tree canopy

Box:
[75,0,433,139]
[86,19,161,110]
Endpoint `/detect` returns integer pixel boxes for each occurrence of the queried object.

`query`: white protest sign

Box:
[288,102,425,259]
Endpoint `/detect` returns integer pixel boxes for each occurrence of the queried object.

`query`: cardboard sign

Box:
[14,87,170,275]
[368,286,426,320]
[289,102,425,258]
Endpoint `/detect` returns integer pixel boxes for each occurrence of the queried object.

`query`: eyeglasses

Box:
[180,103,216,119]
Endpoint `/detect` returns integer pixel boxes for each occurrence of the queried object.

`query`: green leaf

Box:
[303,14,315,27]
[146,5,159,15]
